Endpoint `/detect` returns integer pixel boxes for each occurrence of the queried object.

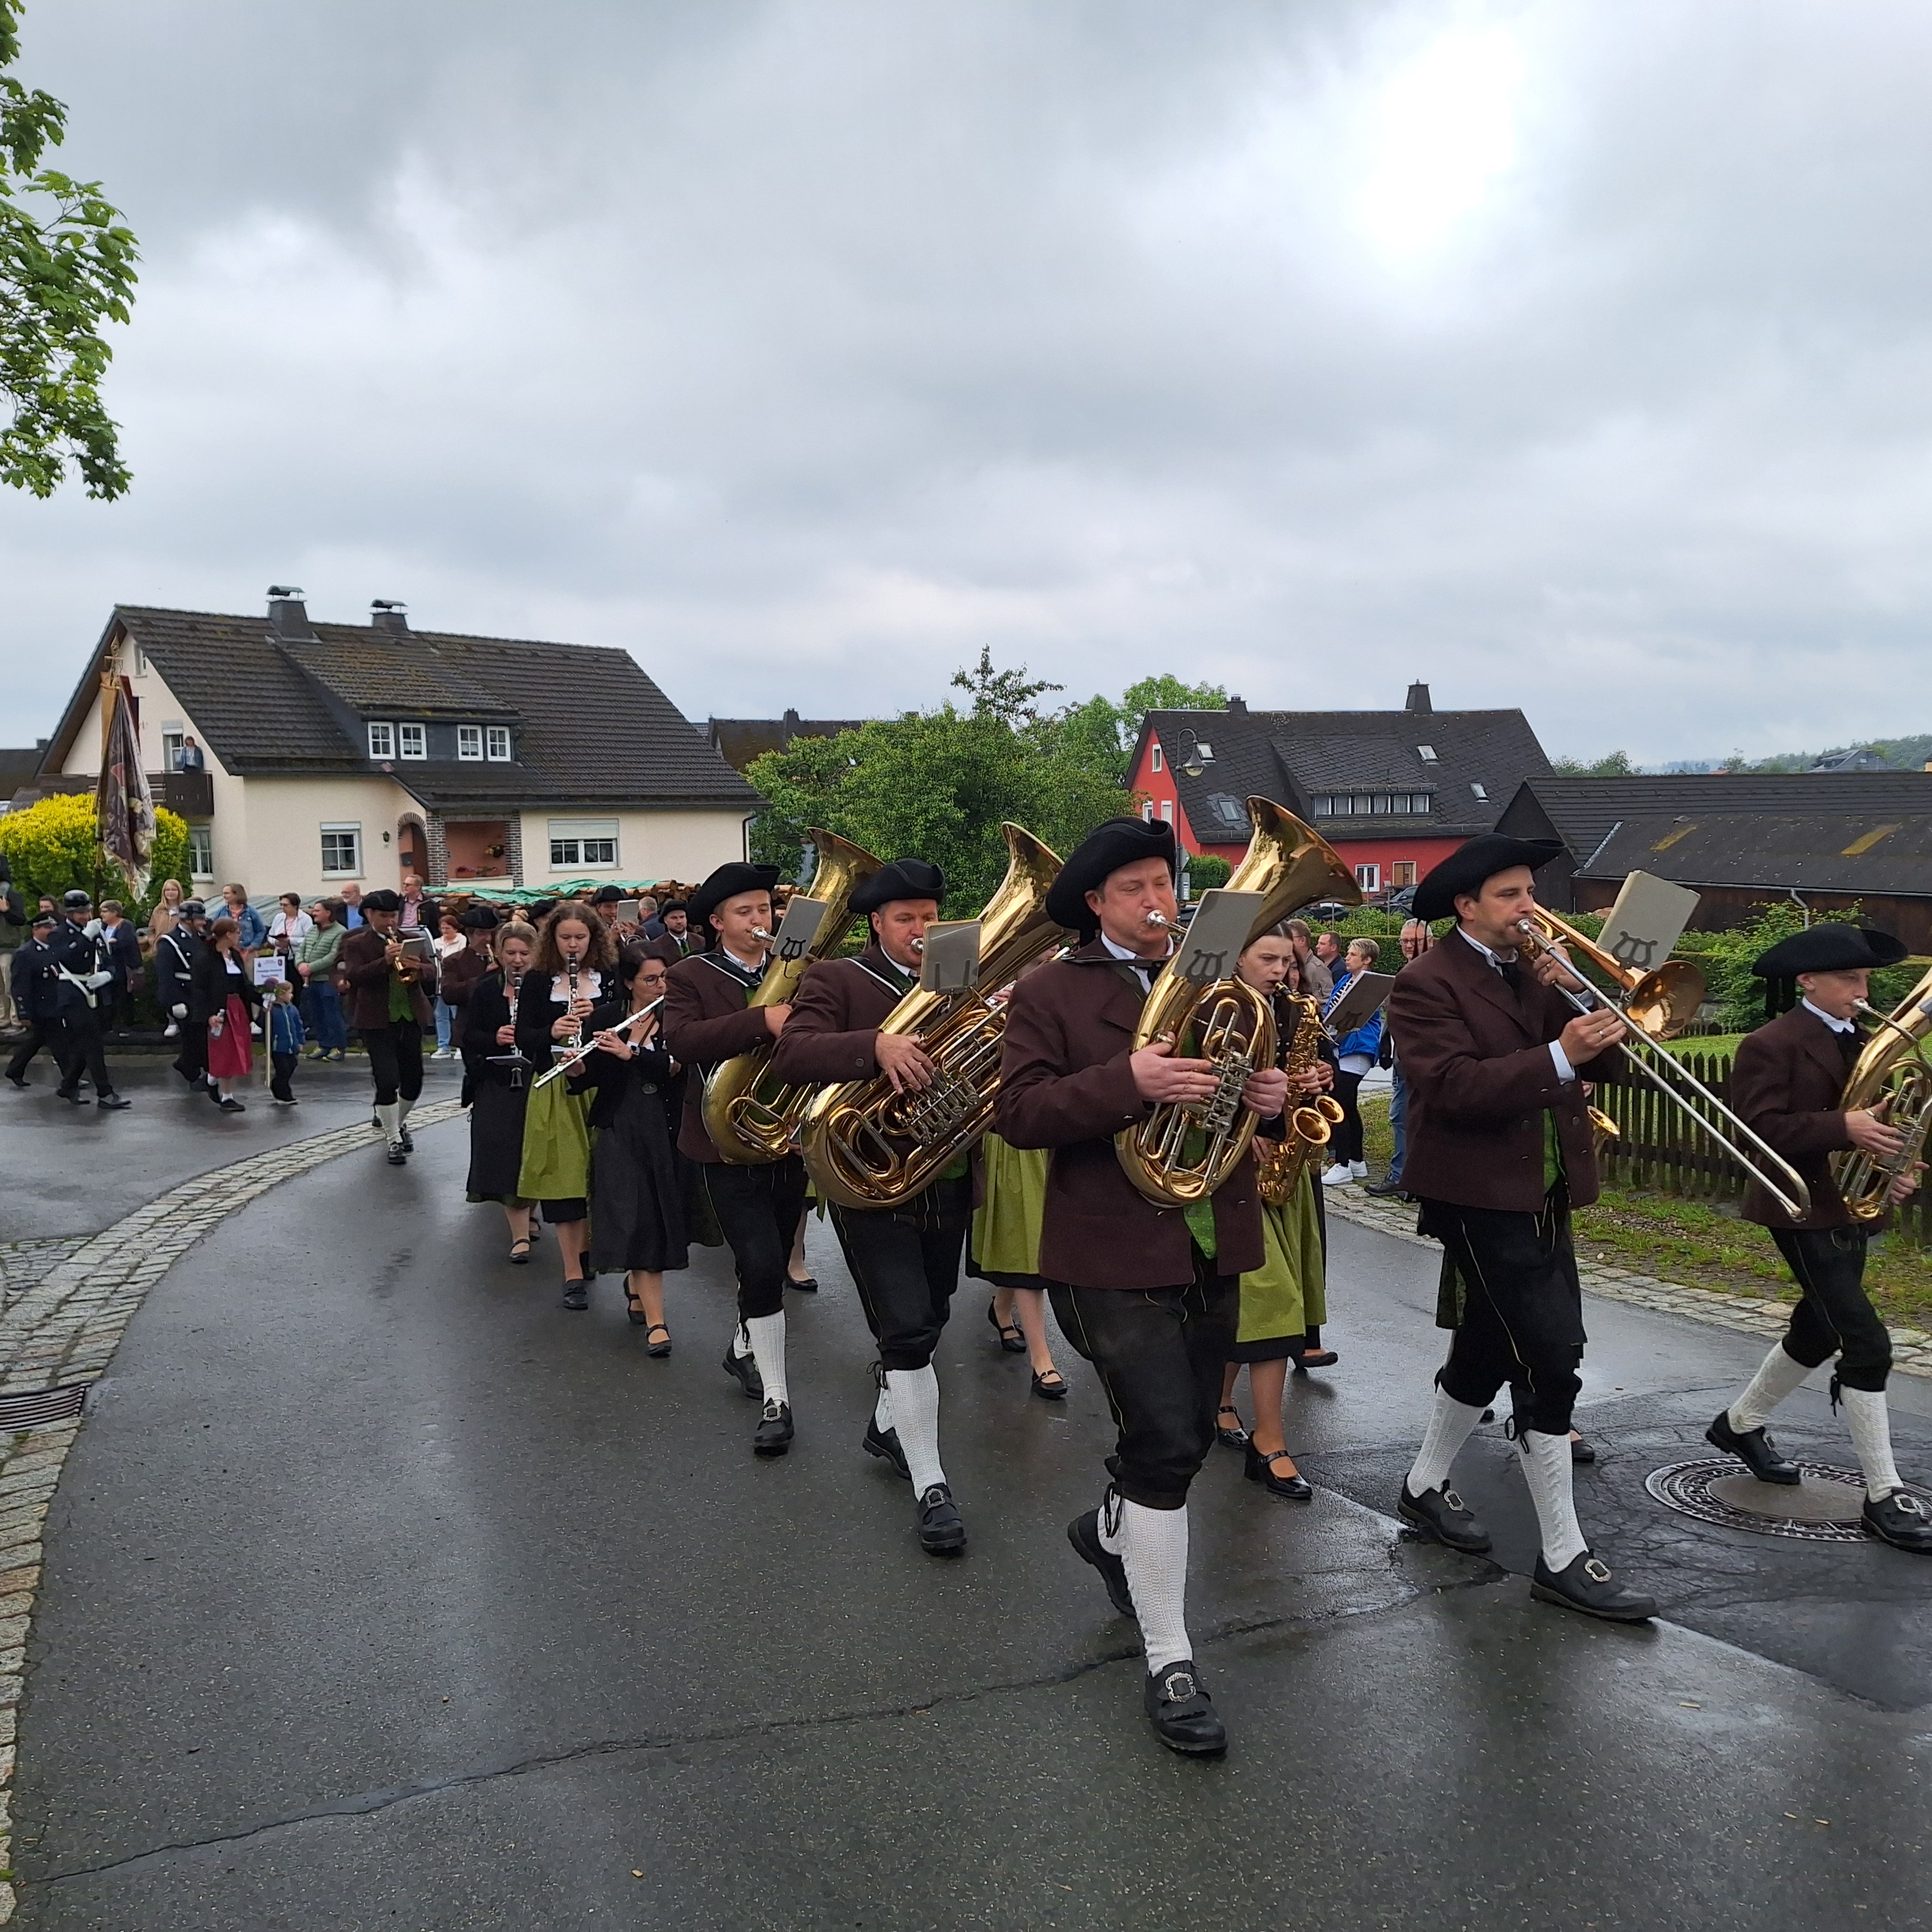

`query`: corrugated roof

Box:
[1579,810,1932,898]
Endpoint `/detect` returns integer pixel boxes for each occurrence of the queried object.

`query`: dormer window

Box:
[1469,781,1488,800]
[367,721,395,759]
[486,726,511,761]
[398,723,427,760]
[1194,742,1213,761]
[1417,745,1438,761]
[457,726,484,761]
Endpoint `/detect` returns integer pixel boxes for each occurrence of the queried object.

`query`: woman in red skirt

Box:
[192,915,262,1112]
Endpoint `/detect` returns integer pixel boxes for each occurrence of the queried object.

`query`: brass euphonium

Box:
[1256,991,1345,1206]
[1831,967,1932,1223]
[702,828,883,1164]
[1118,799,1360,1208]
[800,824,1067,1209]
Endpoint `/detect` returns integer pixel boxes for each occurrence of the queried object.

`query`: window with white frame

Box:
[549,819,618,869]
[398,723,427,760]
[188,825,214,877]
[1141,800,1155,822]
[1391,860,1418,887]
[1354,862,1381,892]
[457,725,484,761]
[161,728,185,771]
[321,824,362,877]
[1151,743,1164,773]
[367,721,395,759]
[486,726,511,761]
[1159,798,1175,822]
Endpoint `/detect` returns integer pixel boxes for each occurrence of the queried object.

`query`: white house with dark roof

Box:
[18,591,762,898]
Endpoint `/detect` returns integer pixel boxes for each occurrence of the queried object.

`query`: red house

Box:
[1126,683,1554,899]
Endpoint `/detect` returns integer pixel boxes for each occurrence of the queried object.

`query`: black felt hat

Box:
[1045,817,1177,933]
[1751,922,1909,979]
[659,900,688,918]
[1411,835,1566,922]
[460,903,501,931]
[362,888,403,914]
[591,884,625,905]
[851,859,946,915]
[688,862,782,934]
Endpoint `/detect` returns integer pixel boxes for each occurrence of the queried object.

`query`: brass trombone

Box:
[1511,907,1811,1223]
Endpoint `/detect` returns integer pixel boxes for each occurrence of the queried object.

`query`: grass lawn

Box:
[1357,1092,1932,1334]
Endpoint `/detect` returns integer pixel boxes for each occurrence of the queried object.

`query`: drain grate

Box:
[0,1382,90,1432]
[1644,1458,1932,1543]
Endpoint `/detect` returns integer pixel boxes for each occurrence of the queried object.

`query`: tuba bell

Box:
[1117,799,1360,1208]
[800,824,1066,1209]
[1831,967,1932,1222]
[702,828,883,1164]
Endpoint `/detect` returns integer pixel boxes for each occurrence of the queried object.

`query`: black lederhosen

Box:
[830,1177,970,1373]
[1771,1225,1892,1393]
[702,1157,808,1323]
[364,1021,424,1108]
[1049,1255,1240,1511]
[6,1022,66,1085]
[1423,1187,1586,1437]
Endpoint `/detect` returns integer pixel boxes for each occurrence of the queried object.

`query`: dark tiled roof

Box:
[0,746,47,804]
[1580,812,1932,899]
[297,637,517,720]
[1144,704,1550,844]
[707,715,864,773]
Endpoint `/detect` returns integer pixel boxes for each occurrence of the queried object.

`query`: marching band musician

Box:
[461,918,541,1263]
[661,862,805,1457]
[766,857,970,1555]
[996,817,1288,1755]
[1387,835,1656,1622]
[1704,923,1932,1553]
[339,888,438,1165]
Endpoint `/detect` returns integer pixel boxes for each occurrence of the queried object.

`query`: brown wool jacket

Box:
[994,939,1264,1290]
[662,948,780,1164]
[1386,928,1617,1213]
[766,946,914,1087]
[337,926,436,1032]
[1729,1003,1861,1229]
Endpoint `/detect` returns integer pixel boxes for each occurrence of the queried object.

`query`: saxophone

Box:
[1256,991,1345,1206]
[1830,967,1932,1222]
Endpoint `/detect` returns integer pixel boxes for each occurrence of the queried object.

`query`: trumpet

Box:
[1512,908,1811,1221]
[531,997,664,1090]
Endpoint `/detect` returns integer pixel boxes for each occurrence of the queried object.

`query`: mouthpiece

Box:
[1144,912,1175,931]
[909,936,926,953]
[751,927,775,944]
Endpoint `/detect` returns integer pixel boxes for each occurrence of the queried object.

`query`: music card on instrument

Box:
[770,895,828,963]
[1596,871,1701,978]
[615,901,640,926]
[1170,891,1268,983]
[919,921,982,993]
[1324,970,1395,1038]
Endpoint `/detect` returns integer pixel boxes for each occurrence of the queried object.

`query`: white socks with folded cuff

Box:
[1101,1495,1193,1674]
[745,1313,789,1410]
[1843,1388,1904,1501]
[1728,1345,1813,1434]
[1406,1388,1486,1497]
[884,1366,945,1493]
[1519,1428,1589,1571]
[376,1101,402,1146]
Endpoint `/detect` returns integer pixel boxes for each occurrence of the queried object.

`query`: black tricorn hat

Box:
[1412,835,1565,922]
[1045,817,1177,934]
[1752,922,1909,979]
[851,859,946,915]
[591,884,625,905]
[460,903,501,931]
[362,888,403,914]
[659,900,688,917]
[688,862,782,934]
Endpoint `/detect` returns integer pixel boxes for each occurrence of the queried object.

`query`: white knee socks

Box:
[731,1321,754,1359]
[1101,1496,1193,1673]
[873,1378,894,1433]
[1406,1388,1487,1497]
[884,1366,945,1492]
[1729,1345,1813,1434]
[375,1101,402,1146]
[1843,1388,1904,1500]
[1519,1429,1588,1571]
[745,1312,788,1409]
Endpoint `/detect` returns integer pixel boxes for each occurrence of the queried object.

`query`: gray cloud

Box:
[5,0,1932,764]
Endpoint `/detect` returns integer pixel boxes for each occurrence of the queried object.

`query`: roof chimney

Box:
[370,599,410,635]
[1226,695,1247,715]
[1405,682,1433,714]
[266,586,315,642]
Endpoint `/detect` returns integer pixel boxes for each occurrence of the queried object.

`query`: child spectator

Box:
[268,977,306,1105]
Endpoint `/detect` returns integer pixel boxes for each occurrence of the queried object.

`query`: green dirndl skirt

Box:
[518,1074,594,1206]
[967,1132,1049,1288]
[1232,1166,1328,1361]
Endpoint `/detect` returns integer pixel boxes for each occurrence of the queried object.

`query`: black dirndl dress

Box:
[575,1004,689,1274]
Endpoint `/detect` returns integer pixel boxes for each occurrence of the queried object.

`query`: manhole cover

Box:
[1646,1458,1932,1543]
[0,1381,89,1431]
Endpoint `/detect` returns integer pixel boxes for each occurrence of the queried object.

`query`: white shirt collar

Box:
[1457,927,1520,970]
[1801,996,1854,1035]
[1100,931,1171,966]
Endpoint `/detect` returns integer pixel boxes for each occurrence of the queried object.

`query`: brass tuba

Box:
[702,828,883,1164]
[1117,799,1360,1208]
[800,824,1066,1209]
[1256,991,1346,1206]
[1831,967,1932,1222]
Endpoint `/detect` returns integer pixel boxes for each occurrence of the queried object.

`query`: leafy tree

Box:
[0,790,186,915]
[1550,750,1637,776]
[1,0,137,498]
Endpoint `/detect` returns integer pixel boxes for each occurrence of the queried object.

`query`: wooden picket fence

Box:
[1594,1052,1932,1250]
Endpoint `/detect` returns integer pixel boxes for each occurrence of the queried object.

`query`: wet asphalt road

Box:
[6,1078,1932,1929]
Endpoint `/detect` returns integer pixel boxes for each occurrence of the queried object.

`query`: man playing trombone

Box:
[1388,835,1658,1622]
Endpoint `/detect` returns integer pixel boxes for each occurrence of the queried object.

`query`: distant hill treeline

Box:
[1553,733,1932,776]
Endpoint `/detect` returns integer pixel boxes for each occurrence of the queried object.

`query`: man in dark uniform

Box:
[1387,834,1653,1620]
[661,862,802,1457]
[1705,922,1931,1553]
[4,912,64,1089]
[47,890,130,1109]
[643,902,696,966]
[997,818,1287,1753]
[156,900,212,1092]
[769,858,968,1553]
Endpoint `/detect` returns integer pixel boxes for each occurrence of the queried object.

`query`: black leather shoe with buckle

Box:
[1705,1410,1801,1485]
[1143,1660,1226,1756]
[1397,1482,1492,1553]
[1864,1490,1932,1553]
[1067,1508,1137,1620]
[560,1280,589,1311]
[753,1399,793,1457]
[1531,1550,1657,1621]
[721,1345,764,1402]
[863,1417,910,1479]
[916,1483,966,1554]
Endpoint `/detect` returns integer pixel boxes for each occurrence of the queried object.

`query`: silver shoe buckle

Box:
[1584,1557,1611,1584]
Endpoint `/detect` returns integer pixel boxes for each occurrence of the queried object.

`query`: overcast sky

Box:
[4,0,1931,764]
